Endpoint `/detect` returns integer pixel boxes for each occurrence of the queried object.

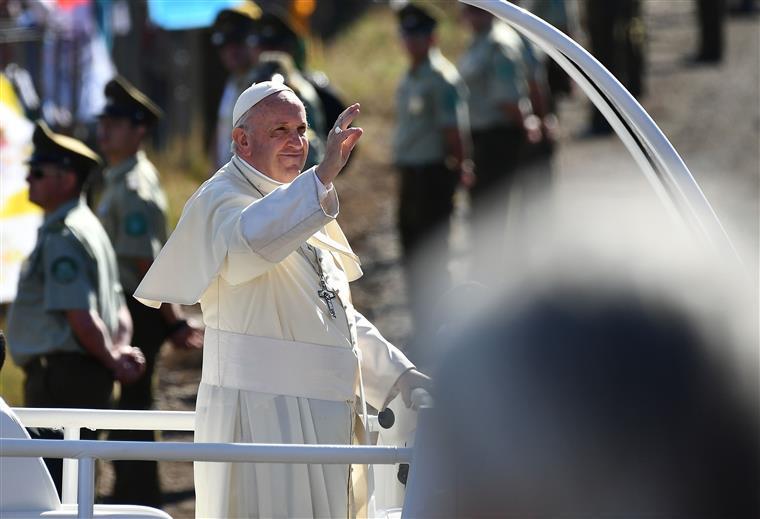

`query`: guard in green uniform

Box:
[459,6,534,204]
[6,121,145,495]
[96,76,203,507]
[393,3,471,339]
[459,6,545,281]
[210,4,263,169]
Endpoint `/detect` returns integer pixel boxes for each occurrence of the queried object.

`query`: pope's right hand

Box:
[316,103,363,186]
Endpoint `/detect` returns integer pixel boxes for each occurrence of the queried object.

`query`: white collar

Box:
[232,154,284,195]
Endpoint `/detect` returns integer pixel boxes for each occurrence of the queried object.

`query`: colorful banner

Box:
[0,74,39,303]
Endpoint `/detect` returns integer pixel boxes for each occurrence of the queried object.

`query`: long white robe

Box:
[135,156,414,518]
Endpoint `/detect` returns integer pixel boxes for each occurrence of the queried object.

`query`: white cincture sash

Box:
[201,327,359,402]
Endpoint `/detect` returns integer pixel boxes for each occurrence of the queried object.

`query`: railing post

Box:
[61,426,80,504]
[77,456,95,519]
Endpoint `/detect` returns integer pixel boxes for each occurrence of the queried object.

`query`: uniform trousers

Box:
[469,125,524,283]
[587,0,644,132]
[24,352,114,497]
[397,162,458,342]
[697,0,725,61]
[107,297,168,507]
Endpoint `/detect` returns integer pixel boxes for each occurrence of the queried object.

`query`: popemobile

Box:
[0,1,745,518]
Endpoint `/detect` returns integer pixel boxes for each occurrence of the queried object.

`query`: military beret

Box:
[99,76,163,126]
[28,120,102,176]
[211,3,262,47]
[397,3,439,35]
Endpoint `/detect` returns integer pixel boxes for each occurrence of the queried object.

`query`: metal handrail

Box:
[12,408,195,431]
[0,438,413,519]
[0,438,414,464]
[7,407,386,510]
[11,408,197,505]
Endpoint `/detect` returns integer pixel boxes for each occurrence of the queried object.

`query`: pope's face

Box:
[242,92,309,183]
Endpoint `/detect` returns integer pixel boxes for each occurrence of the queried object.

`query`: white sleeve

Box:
[354,310,415,410]
[222,167,339,285]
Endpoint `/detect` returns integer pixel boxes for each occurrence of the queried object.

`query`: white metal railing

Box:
[6,407,386,510]
[2,408,400,519]
[12,408,195,505]
[13,408,196,431]
[0,438,413,519]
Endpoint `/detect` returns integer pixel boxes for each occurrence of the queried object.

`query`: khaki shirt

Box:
[393,48,468,167]
[7,197,124,367]
[97,151,168,294]
[458,22,530,131]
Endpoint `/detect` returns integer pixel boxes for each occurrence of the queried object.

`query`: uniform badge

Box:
[51,256,78,284]
[125,212,148,236]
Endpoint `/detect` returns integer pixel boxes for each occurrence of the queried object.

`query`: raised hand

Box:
[315,103,363,186]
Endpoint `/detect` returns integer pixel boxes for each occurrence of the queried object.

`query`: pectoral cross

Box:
[318,278,337,319]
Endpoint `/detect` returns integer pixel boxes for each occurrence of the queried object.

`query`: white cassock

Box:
[135,155,415,518]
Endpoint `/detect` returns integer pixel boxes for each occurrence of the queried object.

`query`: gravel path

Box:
[124,5,758,517]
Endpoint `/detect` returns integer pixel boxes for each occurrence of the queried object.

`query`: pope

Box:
[135,81,430,518]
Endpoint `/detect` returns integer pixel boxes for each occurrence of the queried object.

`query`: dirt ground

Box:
[99,4,758,517]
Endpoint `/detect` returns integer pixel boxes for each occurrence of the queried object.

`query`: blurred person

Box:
[585,0,645,135]
[393,3,471,339]
[95,76,203,507]
[405,219,759,517]
[523,0,577,100]
[210,3,262,169]
[458,5,538,281]
[693,0,726,63]
[133,81,430,518]
[5,121,145,496]
[254,6,343,139]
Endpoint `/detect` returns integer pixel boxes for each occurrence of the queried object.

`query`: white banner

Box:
[0,79,40,303]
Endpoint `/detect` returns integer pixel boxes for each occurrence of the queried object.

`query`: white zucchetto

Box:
[232,80,294,128]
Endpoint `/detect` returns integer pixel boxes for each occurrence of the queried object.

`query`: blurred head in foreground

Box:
[402,193,759,517]
[412,277,759,517]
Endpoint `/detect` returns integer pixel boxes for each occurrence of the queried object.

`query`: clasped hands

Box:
[112,344,146,385]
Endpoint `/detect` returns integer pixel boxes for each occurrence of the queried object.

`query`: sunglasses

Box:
[28,167,62,180]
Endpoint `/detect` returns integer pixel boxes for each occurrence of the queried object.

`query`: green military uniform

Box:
[393,4,469,335]
[98,151,168,294]
[8,196,122,404]
[96,76,167,507]
[6,121,114,495]
[458,20,530,202]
